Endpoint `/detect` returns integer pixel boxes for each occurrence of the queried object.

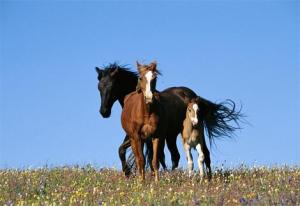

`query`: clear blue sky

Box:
[0,1,299,169]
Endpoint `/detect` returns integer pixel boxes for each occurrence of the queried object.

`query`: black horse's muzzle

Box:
[100,107,111,118]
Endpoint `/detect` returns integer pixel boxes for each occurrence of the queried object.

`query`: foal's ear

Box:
[136,61,142,68]
[95,67,104,78]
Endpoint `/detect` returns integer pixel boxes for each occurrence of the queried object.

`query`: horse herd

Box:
[95,61,243,181]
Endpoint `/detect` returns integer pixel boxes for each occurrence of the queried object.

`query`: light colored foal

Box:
[181,99,206,177]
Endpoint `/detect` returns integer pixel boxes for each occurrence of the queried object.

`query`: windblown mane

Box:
[103,62,138,79]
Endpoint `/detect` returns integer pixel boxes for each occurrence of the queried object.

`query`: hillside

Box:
[1,166,299,205]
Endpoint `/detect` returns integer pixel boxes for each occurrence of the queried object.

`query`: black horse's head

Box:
[95,64,121,118]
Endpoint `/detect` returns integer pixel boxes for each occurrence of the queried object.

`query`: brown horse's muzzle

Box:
[144,92,153,104]
[145,97,153,104]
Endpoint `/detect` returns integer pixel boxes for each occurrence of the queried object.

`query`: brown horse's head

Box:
[186,97,201,126]
[136,61,160,104]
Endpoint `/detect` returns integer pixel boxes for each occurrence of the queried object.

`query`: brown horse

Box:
[121,61,165,181]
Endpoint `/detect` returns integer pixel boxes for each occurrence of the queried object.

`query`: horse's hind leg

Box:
[203,142,212,180]
[119,135,131,177]
[166,135,180,170]
[145,139,154,172]
[158,139,167,170]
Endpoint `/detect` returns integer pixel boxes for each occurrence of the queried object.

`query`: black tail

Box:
[198,97,244,145]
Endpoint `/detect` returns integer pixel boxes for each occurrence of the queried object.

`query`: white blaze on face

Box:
[144,71,153,101]
[190,103,199,126]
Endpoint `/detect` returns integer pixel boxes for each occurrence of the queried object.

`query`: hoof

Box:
[123,167,131,178]
[207,174,212,181]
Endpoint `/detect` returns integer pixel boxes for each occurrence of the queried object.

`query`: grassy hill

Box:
[1,165,299,205]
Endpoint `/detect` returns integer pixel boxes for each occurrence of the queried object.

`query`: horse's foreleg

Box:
[131,135,145,181]
[184,143,193,177]
[139,140,145,181]
[166,135,180,170]
[195,143,205,179]
[152,138,160,181]
[119,135,131,177]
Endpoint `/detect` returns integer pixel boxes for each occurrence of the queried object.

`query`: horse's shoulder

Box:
[124,91,140,104]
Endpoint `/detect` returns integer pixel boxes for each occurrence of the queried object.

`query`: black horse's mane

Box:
[103,63,138,79]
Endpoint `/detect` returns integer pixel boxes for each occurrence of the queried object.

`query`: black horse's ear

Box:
[95,67,103,73]
[95,67,103,79]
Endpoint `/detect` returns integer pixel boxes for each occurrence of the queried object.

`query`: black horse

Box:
[95,63,243,176]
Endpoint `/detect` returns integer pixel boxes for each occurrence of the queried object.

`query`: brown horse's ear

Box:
[110,68,118,77]
[150,61,157,71]
[137,61,147,74]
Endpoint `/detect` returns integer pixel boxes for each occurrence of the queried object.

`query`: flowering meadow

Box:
[0,165,299,205]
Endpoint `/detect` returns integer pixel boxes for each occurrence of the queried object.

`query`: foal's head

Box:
[136,61,160,104]
[186,97,201,126]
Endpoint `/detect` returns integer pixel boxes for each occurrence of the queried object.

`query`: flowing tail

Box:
[198,97,245,145]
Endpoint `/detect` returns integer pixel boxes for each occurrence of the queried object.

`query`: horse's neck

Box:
[118,77,138,108]
[183,117,193,134]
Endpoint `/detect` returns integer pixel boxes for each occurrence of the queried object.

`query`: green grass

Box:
[1,165,299,205]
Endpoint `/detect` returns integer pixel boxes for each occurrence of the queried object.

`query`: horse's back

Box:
[162,86,197,103]
[158,87,197,136]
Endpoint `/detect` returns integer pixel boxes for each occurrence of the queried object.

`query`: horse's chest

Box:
[185,129,199,147]
[140,114,159,139]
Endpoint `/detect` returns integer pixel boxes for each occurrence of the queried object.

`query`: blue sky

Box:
[0,1,299,169]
